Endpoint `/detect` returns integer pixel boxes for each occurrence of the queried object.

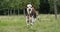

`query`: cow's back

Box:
[30,8,36,18]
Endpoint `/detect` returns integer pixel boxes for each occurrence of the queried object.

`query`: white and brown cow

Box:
[25,4,38,27]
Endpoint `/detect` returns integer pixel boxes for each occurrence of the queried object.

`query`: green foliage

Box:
[0,0,40,9]
[49,0,60,13]
[0,0,60,13]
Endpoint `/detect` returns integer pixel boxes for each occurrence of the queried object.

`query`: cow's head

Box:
[27,4,32,8]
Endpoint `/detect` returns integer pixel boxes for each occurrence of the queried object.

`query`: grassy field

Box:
[0,14,60,32]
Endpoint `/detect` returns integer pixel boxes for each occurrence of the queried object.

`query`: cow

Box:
[25,4,39,28]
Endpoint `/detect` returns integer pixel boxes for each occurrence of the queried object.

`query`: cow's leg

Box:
[31,16,36,25]
[28,17,33,28]
[26,16,30,26]
[32,16,35,23]
[30,16,34,26]
[29,17,32,25]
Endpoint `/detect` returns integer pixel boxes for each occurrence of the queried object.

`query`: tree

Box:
[0,0,40,15]
[54,0,58,19]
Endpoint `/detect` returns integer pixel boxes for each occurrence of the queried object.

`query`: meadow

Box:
[0,14,60,32]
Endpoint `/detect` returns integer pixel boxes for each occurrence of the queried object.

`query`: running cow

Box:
[25,4,38,27]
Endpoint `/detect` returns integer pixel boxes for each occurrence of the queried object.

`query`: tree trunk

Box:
[18,9,19,16]
[3,9,6,15]
[8,9,9,16]
[14,8,15,15]
[54,0,57,19]
[4,11,6,15]
[23,8,25,17]
[10,9,12,15]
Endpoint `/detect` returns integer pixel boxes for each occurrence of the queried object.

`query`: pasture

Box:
[0,14,60,32]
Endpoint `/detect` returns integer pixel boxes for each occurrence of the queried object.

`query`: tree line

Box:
[0,0,60,15]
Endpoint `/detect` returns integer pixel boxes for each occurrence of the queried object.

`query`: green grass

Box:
[0,14,60,32]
